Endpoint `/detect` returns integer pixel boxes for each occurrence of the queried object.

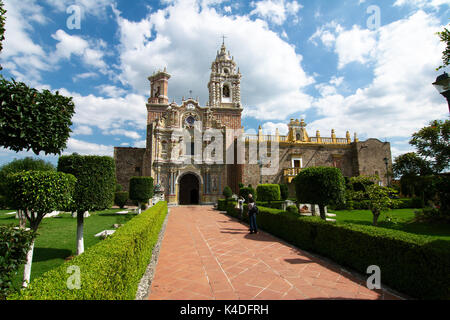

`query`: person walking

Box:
[247,194,258,234]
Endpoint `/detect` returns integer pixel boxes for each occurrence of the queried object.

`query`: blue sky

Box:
[0,0,449,166]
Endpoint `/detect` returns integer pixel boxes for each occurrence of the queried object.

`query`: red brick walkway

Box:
[147,206,403,300]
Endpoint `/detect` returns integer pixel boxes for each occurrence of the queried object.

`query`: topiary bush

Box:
[279,184,289,201]
[287,205,298,214]
[239,186,256,202]
[114,191,129,209]
[58,155,116,255]
[57,155,116,212]
[294,167,346,219]
[129,177,154,213]
[8,202,168,300]
[256,184,281,203]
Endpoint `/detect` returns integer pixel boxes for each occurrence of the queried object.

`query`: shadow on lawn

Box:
[33,247,73,263]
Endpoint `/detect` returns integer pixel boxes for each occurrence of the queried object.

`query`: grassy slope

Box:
[0,209,136,290]
[329,208,450,241]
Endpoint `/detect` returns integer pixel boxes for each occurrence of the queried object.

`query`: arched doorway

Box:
[179,174,200,205]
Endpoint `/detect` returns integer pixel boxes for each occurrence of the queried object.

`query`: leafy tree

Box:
[437,23,450,70]
[392,152,433,179]
[58,155,116,255]
[294,167,346,220]
[6,171,76,287]
[0,4,75,155]
[410,120,449,174]
[0,77,75,155]
[0,225,35,299]
[0,157,55,225]
[0,0,6,62]
[129,177,154,214]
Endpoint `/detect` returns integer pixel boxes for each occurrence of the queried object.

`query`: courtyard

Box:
[148,206,404,300]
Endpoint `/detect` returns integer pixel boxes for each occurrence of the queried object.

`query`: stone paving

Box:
[147,206,404,300]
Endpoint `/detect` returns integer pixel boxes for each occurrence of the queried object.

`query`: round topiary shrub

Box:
[239,186,256,202]
[256,184,281,203]
[129,177,154,214]
[114,191,129,209]
[279,184,289,201]
[294,166,345,220]
[287,205,298,214]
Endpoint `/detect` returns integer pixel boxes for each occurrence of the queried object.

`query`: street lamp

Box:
[432,72,450,113]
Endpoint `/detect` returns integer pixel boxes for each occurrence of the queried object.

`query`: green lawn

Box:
[329,208,450,241]
[0,209,137,291]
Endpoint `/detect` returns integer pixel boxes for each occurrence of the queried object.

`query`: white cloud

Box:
[72,125,93,136]
[51,30,108,72]
[250,0,302,25]
[44,0,114,17]
[310,22,377,69]
[107,129,141,140]
[2,0,50,83]
[63,138,114,156]
[393,0,450,9]
[310,10,448,142]
[57,88,148,132]
[114,0,314,121]
[262,122,289,135]
[96,85,128,98]
[73,72,99,82]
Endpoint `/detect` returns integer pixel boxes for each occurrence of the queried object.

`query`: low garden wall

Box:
[9,201,168,300]
[218,199,450,300]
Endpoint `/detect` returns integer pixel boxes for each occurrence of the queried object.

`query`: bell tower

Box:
[148,67,171,105]
[208,41,242,108]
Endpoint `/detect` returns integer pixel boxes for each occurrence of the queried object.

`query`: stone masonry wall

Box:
[114,147,146,192]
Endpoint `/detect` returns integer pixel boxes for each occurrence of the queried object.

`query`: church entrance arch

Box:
[178,173,200,205]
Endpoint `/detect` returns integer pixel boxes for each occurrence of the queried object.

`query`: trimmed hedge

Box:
[239,186,256,202]
[129,177,154,205]
[220,203,450,299]
[256,200,285,210]
[8,202,168,300]
[57,155,116,212]
[114,191,129,209]
[256,184,281,202]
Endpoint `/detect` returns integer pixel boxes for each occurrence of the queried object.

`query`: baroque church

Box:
[114,43,392,205]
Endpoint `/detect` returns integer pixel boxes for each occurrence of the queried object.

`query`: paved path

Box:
[147,206,403,300]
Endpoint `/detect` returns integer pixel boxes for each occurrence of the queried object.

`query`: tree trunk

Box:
[77,212,84,255]
[372,210,380,226]
[318,204,326,220]
[138,202,141,214]
[16,210,27,228]
[22,240,35,288]
[311,204,317,216]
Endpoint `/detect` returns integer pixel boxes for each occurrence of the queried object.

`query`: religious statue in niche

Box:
[154,86,160,98]
[212,176,217,192]
[223,85,230,98]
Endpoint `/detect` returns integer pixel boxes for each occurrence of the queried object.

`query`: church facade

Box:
[114,43,392,205]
